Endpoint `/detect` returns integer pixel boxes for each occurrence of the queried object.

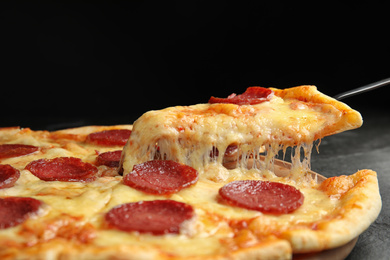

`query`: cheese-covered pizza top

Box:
[0,91,381,259]
[121,86,362,175]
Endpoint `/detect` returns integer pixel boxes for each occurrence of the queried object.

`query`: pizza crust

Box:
[270,85,363,139]
[280,170,381,253]
[51,125,133,142]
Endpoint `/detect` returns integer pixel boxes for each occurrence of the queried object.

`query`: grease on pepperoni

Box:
[0,164,20,189]
[0,144,39,159]
[209,87,274,105]
[219,180,304,214]
[25,157,98,182]
[123,160,199,195]
[96,150,122,167]
[86,129,131,146]
[105,200,195,235]
[0,197,42,229]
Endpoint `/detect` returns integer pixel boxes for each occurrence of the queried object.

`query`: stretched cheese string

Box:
[130,138,316,183]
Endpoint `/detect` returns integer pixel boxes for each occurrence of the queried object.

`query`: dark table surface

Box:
[310,108,390,260]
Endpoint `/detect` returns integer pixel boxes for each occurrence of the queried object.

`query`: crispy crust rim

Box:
[271,85,363,139]
[281,169,381,253]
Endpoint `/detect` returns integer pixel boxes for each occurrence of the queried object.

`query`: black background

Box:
[1,1,389,130]
[1,2,390,259]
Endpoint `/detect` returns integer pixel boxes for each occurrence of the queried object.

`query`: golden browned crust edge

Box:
[270,85,363,139]
[51,125,133,136]
[0,125,133,143]
[281,169,381,253]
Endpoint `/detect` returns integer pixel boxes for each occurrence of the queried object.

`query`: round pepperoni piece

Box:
[0,144,39,159]
[96,150,122,167]
[219,180,304,214]
[105,200,195,235]
[123,160,198,195]
[0,197,42,229]
[86,129,131,146]
[209,87,274,105]
[0,164,20,189]
[25,157,98,182]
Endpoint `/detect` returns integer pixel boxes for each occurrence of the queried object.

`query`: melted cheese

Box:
[105,87,362,257]
[91,166,337,257]
[0,162,337,257]
[0,87,368,258]
[121,93,357,179]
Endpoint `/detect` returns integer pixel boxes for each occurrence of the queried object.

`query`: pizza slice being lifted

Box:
[120,85,363,178]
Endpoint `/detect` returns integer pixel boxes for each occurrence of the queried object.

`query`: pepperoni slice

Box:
[219,180,304,214]
[123,160,199,195]
[209,87,274,105]
[0,164,20,189]
[25,157,98,182]
[0,144,39,159]
[86,129,131,146]
[96,150,122,167]
[0,197,42,229]
[105,200,195,235]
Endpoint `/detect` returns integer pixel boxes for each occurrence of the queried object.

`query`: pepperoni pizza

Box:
[0,86,381,259]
